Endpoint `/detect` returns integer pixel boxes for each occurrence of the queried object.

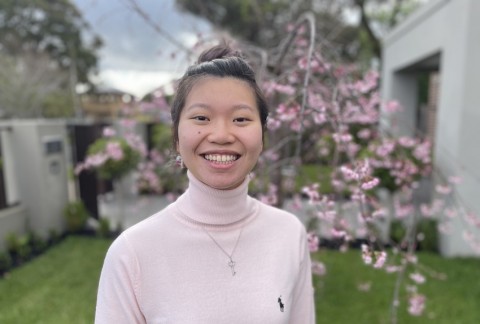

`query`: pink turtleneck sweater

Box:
[95,172,315,323]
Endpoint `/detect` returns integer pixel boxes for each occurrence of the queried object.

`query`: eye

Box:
[233,117,251,124]
[192,116,209,122]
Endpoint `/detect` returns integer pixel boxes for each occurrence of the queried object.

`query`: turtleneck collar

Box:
[173,171,258,231]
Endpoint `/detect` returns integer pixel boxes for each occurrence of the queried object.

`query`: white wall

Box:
[4,120,70,238]
[382,0,480,256]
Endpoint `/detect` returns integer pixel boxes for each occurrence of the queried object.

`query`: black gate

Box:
[69,123,112,219]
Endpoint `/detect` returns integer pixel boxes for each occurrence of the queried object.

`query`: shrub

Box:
[97,217,111,238]
[416,218,439,253]
[5,232,32,263]
[0,251,12,275]
[389,220,407,246]
[87,137,141,180]
[48,229,61,245]
[389,218,439,253]
[27,231,47,255]
[63,201,90,233]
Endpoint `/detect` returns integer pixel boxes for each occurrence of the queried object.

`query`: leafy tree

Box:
[176,0,361,61]
[0,0,102,84]
[0,51,68,118]
[175,0,422,64]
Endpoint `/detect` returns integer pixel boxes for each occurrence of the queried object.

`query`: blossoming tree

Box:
[77,5,480,323]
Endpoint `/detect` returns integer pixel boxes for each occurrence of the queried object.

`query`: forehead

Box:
[185,76,257,108]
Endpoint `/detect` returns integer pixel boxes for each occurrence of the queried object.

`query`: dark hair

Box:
[171,44,269,150]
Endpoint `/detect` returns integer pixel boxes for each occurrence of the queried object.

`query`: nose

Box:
[207,121,235,144]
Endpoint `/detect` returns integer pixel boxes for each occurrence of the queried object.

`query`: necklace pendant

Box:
[228,259,236,276]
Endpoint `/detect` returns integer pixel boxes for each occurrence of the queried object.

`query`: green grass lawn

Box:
[0,236,112,324]
[314,249,480,324]
[1,236,479,323]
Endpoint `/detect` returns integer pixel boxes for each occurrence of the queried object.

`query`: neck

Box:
[174,171,257,231]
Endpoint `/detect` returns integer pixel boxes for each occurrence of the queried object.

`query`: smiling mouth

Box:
[202,154,240,163]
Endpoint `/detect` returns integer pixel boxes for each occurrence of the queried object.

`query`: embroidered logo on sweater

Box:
[278,296,285,312]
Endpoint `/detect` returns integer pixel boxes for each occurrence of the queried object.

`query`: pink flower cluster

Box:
[408,294,426,316]
[361,244,387,269]
[137,162,161,193]
[311,261,326,276]
[75,139,126,175]
[307,232,319,252]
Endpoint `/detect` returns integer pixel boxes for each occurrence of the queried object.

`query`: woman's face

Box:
[177,77,263,190]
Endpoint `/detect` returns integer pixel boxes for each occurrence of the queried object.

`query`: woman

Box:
[95,44,315,323]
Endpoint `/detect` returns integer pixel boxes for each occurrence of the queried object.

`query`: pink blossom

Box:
[258,184,278,206]
[317,210,336,222]
[266,117,281,130]
[340,165,360,181]
[438,222,452,234]
[149,149,165,165]
[408,294,426,316]
[106,141,124,161]
[413,141,431,164]
[103,127,116,137]
[385,265,402,273]
[445,208,457,218]
[406,254,418,264]
[373,251,387,269]
[307,232,319,252]
[372,208,387,219]
[398,137,416,148]
[302,183,321,204]
[313,112,327,124]
[125,133,147,157]
[435,185,452,195]
[420,203,439,217]
[346,143,360,158]
[361,177,380,190]
[120,118,136,129]
[274,83,296,96]
[361,244,372,265]
[410,272,426,284]
[311,261,327,276]
[394,202,414,219]
[384,100,402,113]
[448,176,462,184]
[376,140,395,157]
[332,132,353,143]
[84,153,108,168]
[331,228,347,239]
[352,70,378,93]
[357,128,371,139]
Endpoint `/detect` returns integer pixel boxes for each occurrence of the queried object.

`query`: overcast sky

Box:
[73,0,212,97]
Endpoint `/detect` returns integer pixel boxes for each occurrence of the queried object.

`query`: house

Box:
[80,86,134,120]
[381,0,480,256]
[0,120,70,250]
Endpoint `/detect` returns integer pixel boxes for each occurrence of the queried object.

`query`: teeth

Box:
[204,154,238,163]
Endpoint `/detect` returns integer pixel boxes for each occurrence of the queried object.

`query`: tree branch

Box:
[355,0,382,59]
[123,0,194,56]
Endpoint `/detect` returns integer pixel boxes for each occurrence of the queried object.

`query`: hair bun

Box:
[197,43,241,63]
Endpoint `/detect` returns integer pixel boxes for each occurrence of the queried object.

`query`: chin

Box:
[208,178,244,190]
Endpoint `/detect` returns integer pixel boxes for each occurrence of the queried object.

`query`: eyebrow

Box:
[185,103,255,112]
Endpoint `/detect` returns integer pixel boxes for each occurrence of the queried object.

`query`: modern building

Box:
[381,0,480,256]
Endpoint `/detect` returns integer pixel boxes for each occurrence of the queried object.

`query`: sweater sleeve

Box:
[95,234,145,324]
[290,229,316,324]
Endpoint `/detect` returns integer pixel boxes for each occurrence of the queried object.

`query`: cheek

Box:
[177,125,202,154]
[250,128,264,155]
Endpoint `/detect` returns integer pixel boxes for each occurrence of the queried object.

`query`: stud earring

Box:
[175,155,185,169]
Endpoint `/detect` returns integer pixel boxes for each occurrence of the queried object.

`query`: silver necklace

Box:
[203,226,244,276]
